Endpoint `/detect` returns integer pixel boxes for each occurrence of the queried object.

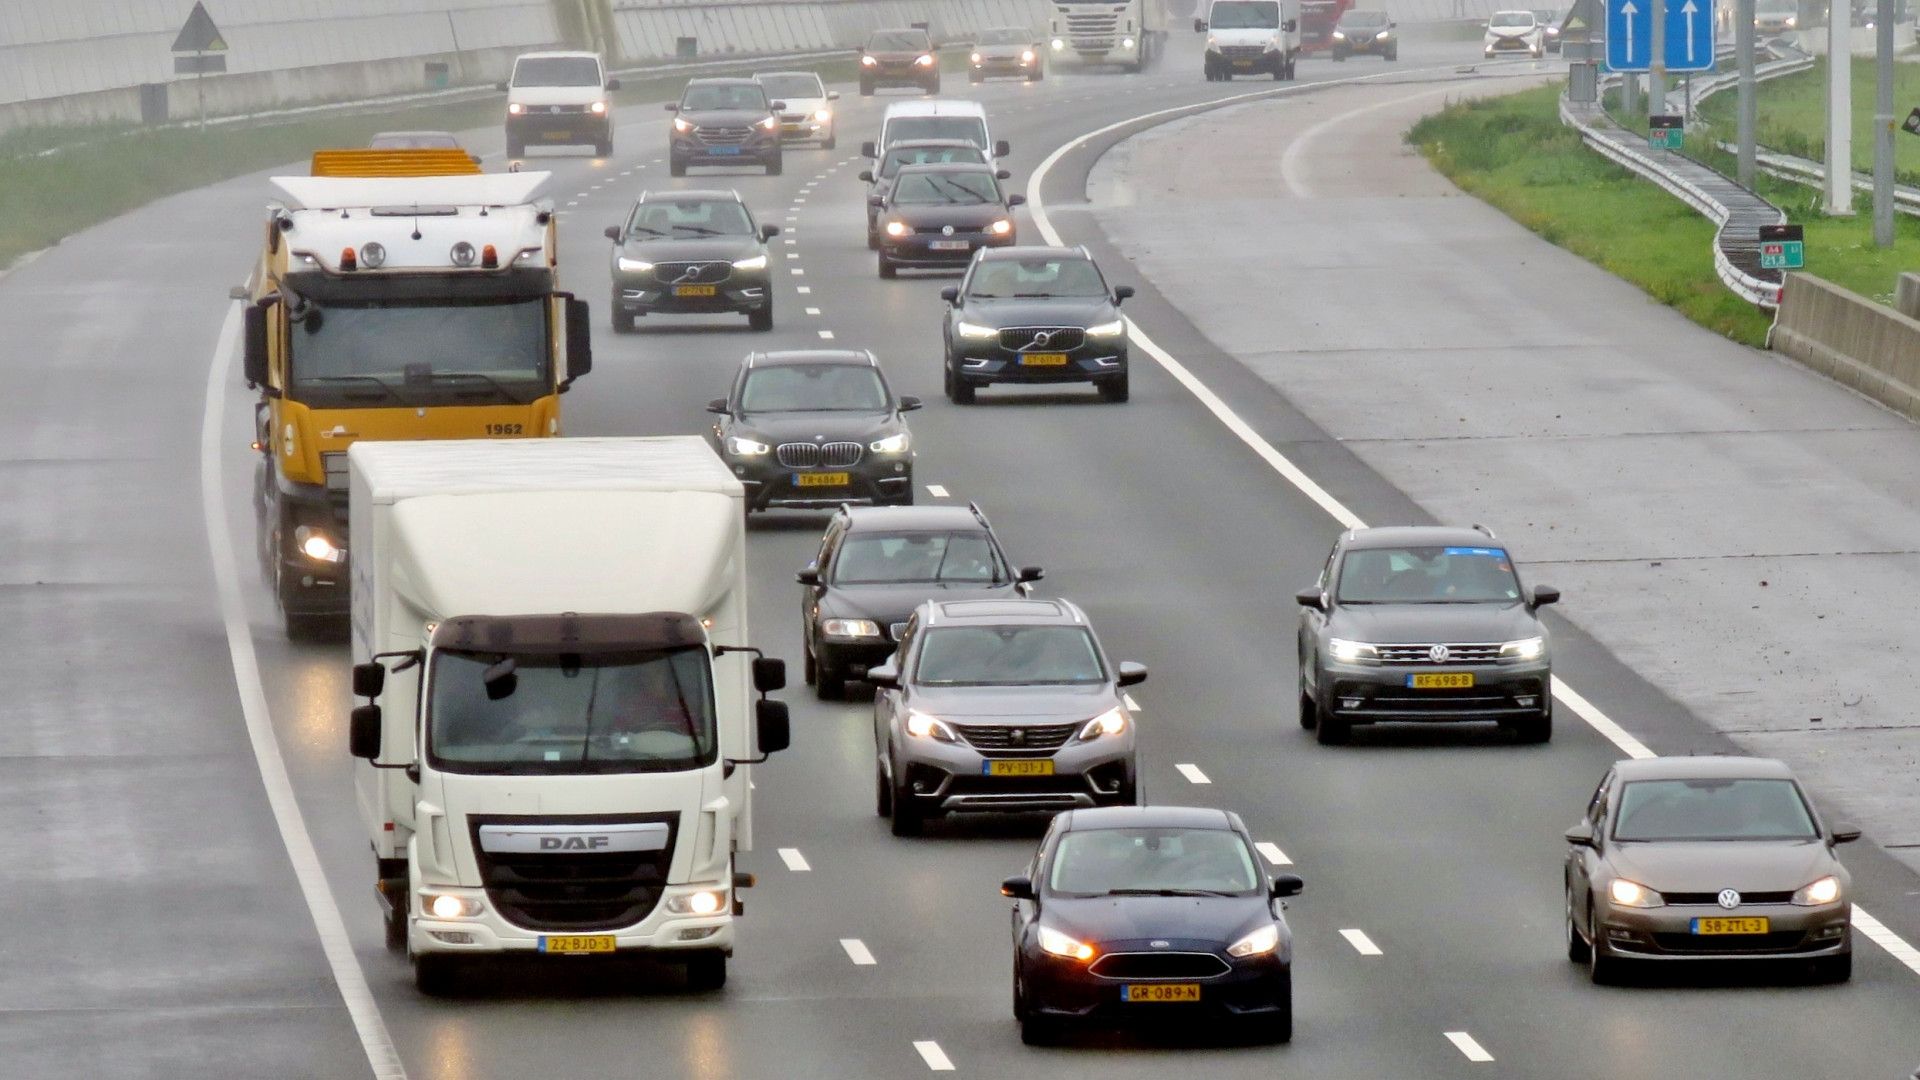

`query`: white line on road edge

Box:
[1123,693,1141,710]
[1340,928,1383,956]
[1279,85,1463,199]
[926,484,949,498]
[840,938,877,965]
[1175,763,1211,785]
[1256,842,1291,866]
[913,1041,955,1071]
[779,847,812,872]
[1025,68,1920,984]
[200,307,408,1080]
[1445,1031,1495,1062]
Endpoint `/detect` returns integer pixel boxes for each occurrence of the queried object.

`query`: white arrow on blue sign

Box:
[1605,0,1716,72]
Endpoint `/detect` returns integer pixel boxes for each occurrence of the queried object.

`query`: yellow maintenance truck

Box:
[240,149,593,637]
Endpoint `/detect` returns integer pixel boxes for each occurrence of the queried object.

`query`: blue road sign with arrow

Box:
[1605,0,1715,73]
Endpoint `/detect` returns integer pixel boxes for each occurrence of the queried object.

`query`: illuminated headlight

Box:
[1544,26,1559,35]
[1037,925,1095,961]
[822,618,881,638]
[294,525,345,564]
[1377,30,1392,39]
[1022,49,1037,62]
[1227,924,1280,958]
[673,117,695,133]
[1265,36,1281,50]
[1784,15,1796,25]
[1793,876,1842,906]
[987,218,1014,236]
[617,256,654,272]
[1122,36,1136,47]
[589,100,608,114]
[972,51,984,62]
[732,253,768,270]
[1207,34,1219,47]
[758,116,779,131]
[1609,879,1664,909]
[905,711,959,742]
[870,431,911,454]
[955,320,997,339]
[424,893,482,919]
[814,108,832,122]
[1086,318,1125,338]
[1499,636,1546,661]
[862,55,879,66]
[725,435,770,456]
[1051,37,1066,50]
[1328,638,1379,663]
[914,53,936,66]
[1076,706,1127,741]
[1332,29,1347,39]
[358,242,387,269]
[507,102,525,115]
[884,220,911,237]
[665,889,727,915]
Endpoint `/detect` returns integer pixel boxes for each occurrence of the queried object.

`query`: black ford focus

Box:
[1002,806,1302,1045]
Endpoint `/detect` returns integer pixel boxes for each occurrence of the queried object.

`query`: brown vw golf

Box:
[1564,757,1859,983]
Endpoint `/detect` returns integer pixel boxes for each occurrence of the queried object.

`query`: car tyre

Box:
[815,658,845,700]
[1587,906,1621,985]
[749,302,774,332]
[866,227,880,251]
[860,79,874,96]
[1029,69,1044,81]
[685,951,728,992]
[1019,1013,1060,1046]
[875,761,893,817]
[1387,47,1399,60]
[1097,373,1129,403]
[1565,886,1591,962]
[949,374,976,405]
[1298,689,1318,729]
[1812,952,1853,983]
[594,138,612,158]
[823,130,837,150]
[969,70,984,84]
[1514,702,1553,744]
[611,309,636,333]
[878,254,898,279]
[669,155,687,177]
[889,779,922,836]
[1313,696,1351,745]
[766,153,783,176]
[1263,969,1293,1044]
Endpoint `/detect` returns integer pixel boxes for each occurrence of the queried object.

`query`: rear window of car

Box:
[868,30,931,50]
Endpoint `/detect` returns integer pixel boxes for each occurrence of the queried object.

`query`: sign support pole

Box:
[1873,0,1895,246]
[196,49,206,128]
[1737,0,1755,186]
[1649,0,1666,121]
[1826,0,1854,214]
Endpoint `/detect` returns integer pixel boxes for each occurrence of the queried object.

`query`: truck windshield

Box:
[1210,1,1282,28]
[428,646,718,775]
[286,296,551,407]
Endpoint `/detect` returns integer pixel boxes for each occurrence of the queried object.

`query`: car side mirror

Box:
[1389,20,1397,27]
[866,663,900,689]
[604,225,622,241]
[1270,873,1304,898]
[770,100,787,112]
[665,102,679,112]
[1283,18,1297,31]
[755,699,791,754]
[796,568,822,586]
[939,286,960,303]
[888,622,908,640]
[1001,875,1035,900]
[899,395,923,412]
[1830,823,1862,844]
[868,195,885,207]
[861,140,877,157]
[605,78,621,90]
[1564,821,1596,847]
[761,223,782,240]
[1194,17,1209,32]
[1116,661,1148,687]
[1007,194,1027,207]
[1531,585,1561,607]
[752,657,787,693]
[858,169,875,182]
[706,398,730,415]
[1113,285,1136,303]
[243,300,273,388]
[496,80,510,92]
[349,704,383,759]
[561,296,592,389]
[1017,566,1045,584]
[1295,588,1325,610]
[993,139,1012,158]
[996,169,1011,180]
[828,90,841,100]
[351,661,386,699]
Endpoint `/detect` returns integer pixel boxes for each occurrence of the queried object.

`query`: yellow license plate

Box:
[1409,672,1475,689]
[1692,917,1769,935]
[540,934,616,954]
[1123,983,1200,1003]
[1020,353,1070,366]
[540,131,572,140]
[984,759,1055,776]
[795,472,850,487]
[674,284,718,297]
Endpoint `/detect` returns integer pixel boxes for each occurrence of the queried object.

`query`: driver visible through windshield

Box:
[740,364,888,412]
[1336,545,1522,604]
[626,199,754,238]
[968,257,1107,298]
[914,625,1106,686]
[681,84,770,111]
[286,295,550,406]
[834,532,1004,585]
[892,170,999,205]
[1050,827,1262,896]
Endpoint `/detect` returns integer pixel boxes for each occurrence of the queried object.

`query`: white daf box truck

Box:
[345,436,790,994]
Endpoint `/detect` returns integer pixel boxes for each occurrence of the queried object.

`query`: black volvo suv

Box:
[940,246,1134,403]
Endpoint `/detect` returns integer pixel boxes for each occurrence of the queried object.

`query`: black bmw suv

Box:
[668,78,785,176]
[940,246,1134,404]
[708,350,919,513]
[606,190,778,331]
[1295,525,1560,745]
[799,504,1042,699]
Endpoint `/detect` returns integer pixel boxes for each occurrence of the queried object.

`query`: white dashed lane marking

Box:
[805,307,822,315]
[1256,842,1291,866]
[840,938,876,965]
[1445,1032,1495,1063]
[778,848,811,872]
[817,330,835,340]
[926,484,949,498]
[791,268,806,276]
[1340,929,1383,956]
[913,1041,955,1071]
[796,286,811,294]
[1175,763,1210,785]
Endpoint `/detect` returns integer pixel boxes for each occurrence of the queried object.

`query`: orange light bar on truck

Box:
[310,148,483,177]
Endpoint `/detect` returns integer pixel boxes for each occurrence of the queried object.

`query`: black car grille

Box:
[999,326,1087,352]
[777,441,863,468]
[1663,891,1795,906]
[959,722,1078,753]
[1355,688,1525,712]
[1090,952,1232,979]
[1219,45,1268,58]
[653,261,732,285]
[469,814,675,932]
[695,125,754,146]
[1651,931,1810,954]
[1376,642,1504,665]
[535,103,588,114]
[911,224,984,235]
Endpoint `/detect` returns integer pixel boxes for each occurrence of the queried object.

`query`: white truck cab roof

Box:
[268,173,555,274]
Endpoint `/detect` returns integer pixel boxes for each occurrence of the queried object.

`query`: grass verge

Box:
[1694,56,1920,185]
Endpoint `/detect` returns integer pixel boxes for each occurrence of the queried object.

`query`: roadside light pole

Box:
[1737,0,1756,186]
[1873,0,1895,245]
[1826,0,1854,214]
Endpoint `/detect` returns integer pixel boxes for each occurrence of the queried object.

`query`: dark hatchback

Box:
[941,246,1134,404]
[606,190,779,331]
[799,504,1042,698]
[874,163,1023,278]
[1331,9,1398,58]
[667,78,785,176]
[1004,806,1302,1045]
[859,28,942,94]
[860,139,993,249]
[708,350,919,514]
[1296,525,1560,745]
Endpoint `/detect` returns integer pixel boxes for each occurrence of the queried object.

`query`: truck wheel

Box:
[684,951,728,992]
[413,953,460,997]
[506,137,524,158]
[594,138,612,158]
[1286,56,1297,79]
[1029,68,1044,81]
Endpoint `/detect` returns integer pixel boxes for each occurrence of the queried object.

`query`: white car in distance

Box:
[754,71,839,149]
[1483,9,1545,57]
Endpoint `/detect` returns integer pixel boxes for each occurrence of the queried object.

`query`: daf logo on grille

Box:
[1717,889,1742,910]
[1428,644,1450,663]
[942,224,956,236]
[1150,940,1171,949]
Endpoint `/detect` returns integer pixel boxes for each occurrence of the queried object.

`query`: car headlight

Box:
[1332,29,1347,39]
[972,51,984,62]
[884,220,911,237]
[1793,875,1842,906]
[1037,925,1095,961]
[1377,30,1392,39]
[1609,879,1664,908]
[1265,37,1281,50]
[732,253,768,270]
[822,618,881,638]
[673,117,694,133]
[1206,34,1219,48]
[987,218,1014,236]
[1051,37,1066,50]
[293,525,345,564]
[862,54,879,66]
[870,431,911,454]
[1328,638,1379,663]
[1784,14,1796,25]
[725,435,770,456]
[914,53,936,66]
[423,893,483,919]
[815,109,832,122]
[1227,923,1280,958]
[905,711,960,742]
[1499,636,1546,661]
[1022,49,1037,61]
[665,889,727,915]
[1086,318,1126,338]
[759,116,779,131]
[955,320,998,339]
[507,102,525,115]
[1076,706,1127,741]
[616,256,654,273]
[589,100,608,114]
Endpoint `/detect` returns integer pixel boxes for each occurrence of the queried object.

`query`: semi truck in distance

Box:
[343,437,791,994]
[1047,0,1170,70]
[238,151,593,639]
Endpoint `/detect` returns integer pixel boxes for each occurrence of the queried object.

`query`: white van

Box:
[1194,0,1300,81]
[861,99,1011,163]
[499,51,620,158]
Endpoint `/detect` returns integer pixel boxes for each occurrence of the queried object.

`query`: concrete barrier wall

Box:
[608,0,1055,58]
[1770,272,1920,423]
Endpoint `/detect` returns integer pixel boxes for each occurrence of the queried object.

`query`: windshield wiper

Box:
[433,370,532,402]
[674,226,735,237]
[628,225,666,236]
[1103,888,1236,898]
[300,374,408,404]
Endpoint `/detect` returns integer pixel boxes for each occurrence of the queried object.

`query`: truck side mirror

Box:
[1284,18,1297,31]
[861,140,877,157]
[752,657,787,694]
[1270,873,1304,898]
[1001,875,1034,899]
[243,301,272,388]
[755,698,791,754]
[562,297,592,388]
[352,661,386,699]
[1194,17,1208,31]
[993,139,1011,158]
[997,169,1011,180]
[1117,661,1148,687]
[349,704,383,759]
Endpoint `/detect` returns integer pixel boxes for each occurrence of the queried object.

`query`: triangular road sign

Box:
[1563,0,1597,36]
[172,2,228,53]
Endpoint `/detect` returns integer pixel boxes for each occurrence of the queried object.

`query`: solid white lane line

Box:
[201,308,409,1079]
[778,847,811,872]
[1445,1032,1495,1063]
[1024,71,1920,981]
[1256,842,1291,866]
[818,330,835,340]
[913,1041,955,1071]
[926,484,949,498]
[1340,929,1383,956]
[1123,693,1141,710]
[840,938,877,965]
[1175,763,1211,785]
